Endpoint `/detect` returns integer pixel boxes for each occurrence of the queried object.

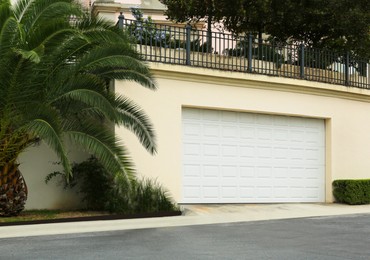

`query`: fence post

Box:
[185,24,191,66]
[367,63,370,87]
[248,34,253,73]
[118,12,125,30]
[300,44,305,79]
[345,51,350,86]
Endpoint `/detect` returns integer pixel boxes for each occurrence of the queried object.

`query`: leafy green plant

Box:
[333,179,370,205]
[128,7,170,47]
[46,157,178,214]
[47,157,118,211]
[166,37,213,54]
[111,177,177,213]
[298,48,337,69]
[127,8,212,54]
[0,0,156,217]
[225,40,284,68]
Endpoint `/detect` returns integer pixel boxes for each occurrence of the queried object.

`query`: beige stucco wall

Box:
[20,142,87,210]
[18,62,370,209]
[92,1,167,23]
[116,63,370,204]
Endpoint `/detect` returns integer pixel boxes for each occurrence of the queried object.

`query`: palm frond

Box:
[24,16,73,51]
[100,68,156,90]
[0,17,21,53]
[66,123,135,180]
[0,0,11,33]
[53,88,118,122]
[114,96,156,154]
[1,0,157,187]
[23,119,71,177]
[11,0,33,22]
[76,47,156,90]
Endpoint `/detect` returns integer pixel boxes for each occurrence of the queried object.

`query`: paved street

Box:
[1,213,370,260]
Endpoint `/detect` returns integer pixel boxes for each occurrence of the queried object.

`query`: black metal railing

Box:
[118,15,369,89]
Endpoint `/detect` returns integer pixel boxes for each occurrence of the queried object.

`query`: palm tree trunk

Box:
[0,129,29,217]
[0,161,28,217]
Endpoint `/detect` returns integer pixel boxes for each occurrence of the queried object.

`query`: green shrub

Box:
[298,49,336,70]
[108,175,178,214]
[46,157,179,214]
[332,179,370,205]
[46,157,115,211]
[225,41,284,68]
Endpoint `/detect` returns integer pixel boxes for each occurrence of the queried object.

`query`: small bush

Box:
[332,179,370,205]
[108,175,178,214]
[46,157,115,211]
[46,157,179,214]
[225,41,284,68]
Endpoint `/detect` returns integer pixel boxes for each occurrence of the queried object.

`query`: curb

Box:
[0,211,182,227]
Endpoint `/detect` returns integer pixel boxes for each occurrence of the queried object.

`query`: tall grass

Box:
[46,157,179,214]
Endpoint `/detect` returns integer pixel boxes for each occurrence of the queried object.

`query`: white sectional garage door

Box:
[182,108,325,203]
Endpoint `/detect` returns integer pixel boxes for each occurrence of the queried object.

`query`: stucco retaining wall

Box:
[116,63,370,203]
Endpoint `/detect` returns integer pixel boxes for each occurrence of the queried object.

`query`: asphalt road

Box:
[1,214,370,260]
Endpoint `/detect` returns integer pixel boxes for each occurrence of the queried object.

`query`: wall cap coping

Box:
[149,62,370,103]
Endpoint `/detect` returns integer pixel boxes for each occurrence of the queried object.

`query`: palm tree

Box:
[0,0,156,216]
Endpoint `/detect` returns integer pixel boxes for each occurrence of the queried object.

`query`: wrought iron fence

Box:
[118,15,369,89]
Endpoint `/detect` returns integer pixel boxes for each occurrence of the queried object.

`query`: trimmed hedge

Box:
[333,179,370,205]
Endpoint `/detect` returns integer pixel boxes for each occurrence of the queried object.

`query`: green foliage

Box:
[268,0,370,59]
[0,0,157,180]
[110,176,177,214]
[159,0,215,49]
[159,0,217,24]
[298,48,337,70]
[128,7,169,47]
[155,37,212,54]
[333,179,370,205]
[46,158,115,210]
[226,40,284,68]
[220,0,370,59]
[46,157,178,214]
[127,8,212,54]
[1,0,157,216]
[161,0,370,59]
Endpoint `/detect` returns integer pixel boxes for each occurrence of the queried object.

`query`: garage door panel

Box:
[240,145,256,158]
[240,187,256,199]
[203,165,219,177]
[256,187,273,198]
[257,146,273,159]
[182,108,325,203]
[202,109,220,121]
[203,124,220,137]
[273,167,289,179]
[257,128,273,140]
[256,114,274,125]
[239,166,255,178]
[222,125,238,138]
[240,127,256,139]
[183,164,201,177]
[203,144,219,157]
[183,122,201,136]
[183,186,201,198]
[202,186,219,198]
[222,186,238,197]
[183,142,201,156]
[273,188,290,198]
[273,116,290,126]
